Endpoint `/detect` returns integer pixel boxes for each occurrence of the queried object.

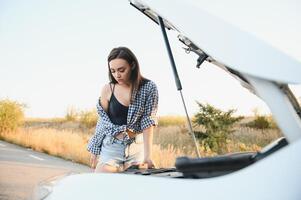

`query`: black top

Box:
[108,84,129,125]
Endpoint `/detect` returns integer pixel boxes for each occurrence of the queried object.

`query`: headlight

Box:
[32,172,76,200]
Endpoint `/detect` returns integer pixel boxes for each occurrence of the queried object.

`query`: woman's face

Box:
[109,58,132,85]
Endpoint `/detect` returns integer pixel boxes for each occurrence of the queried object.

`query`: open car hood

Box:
[130,0,301,84]
[130,0,301,144]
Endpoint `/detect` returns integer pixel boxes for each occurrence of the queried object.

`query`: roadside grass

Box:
[0,128,91,165]
[230,126,282,147]
[158,116,186,127]
[0,127,191,168]
[0,116,283,168]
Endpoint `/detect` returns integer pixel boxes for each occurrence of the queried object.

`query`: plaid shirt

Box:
[87,80,159,155]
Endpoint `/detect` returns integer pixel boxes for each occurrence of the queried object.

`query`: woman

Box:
[87,47,159,173]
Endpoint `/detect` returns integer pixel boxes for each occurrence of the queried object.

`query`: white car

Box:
[34,0,301,199]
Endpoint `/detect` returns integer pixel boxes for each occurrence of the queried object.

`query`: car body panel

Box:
[47,138,301,200]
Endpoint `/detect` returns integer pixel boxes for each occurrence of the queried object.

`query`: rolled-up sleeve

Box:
[87,100,108,155]
[87,117,104,155]
[140,82,159,130]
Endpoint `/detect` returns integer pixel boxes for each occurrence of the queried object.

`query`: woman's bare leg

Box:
[95,163,122,173]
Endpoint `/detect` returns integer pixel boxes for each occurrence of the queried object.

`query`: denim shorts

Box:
[97,134,144,170]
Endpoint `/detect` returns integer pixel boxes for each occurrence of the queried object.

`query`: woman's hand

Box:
[90,154,98,169]
[143,158,156,169]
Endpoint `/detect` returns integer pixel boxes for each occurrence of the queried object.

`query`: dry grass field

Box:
[0,116,282,168]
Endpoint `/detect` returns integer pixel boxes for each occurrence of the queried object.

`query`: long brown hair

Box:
[107,47,147,102]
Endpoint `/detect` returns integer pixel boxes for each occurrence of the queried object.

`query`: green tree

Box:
[193,102,243,154]
[0,99,25,133]
[246,108,273,130]
[246,115,270,129]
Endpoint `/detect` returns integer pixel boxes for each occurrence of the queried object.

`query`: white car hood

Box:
[46,138,301,200]
[131,0,301,84]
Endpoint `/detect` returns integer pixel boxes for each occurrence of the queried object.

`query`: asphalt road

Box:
[0,140,91,200]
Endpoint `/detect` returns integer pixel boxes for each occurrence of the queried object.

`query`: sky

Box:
[1,0,301,118]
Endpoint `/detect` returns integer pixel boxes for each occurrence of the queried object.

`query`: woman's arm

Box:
[140,81,159,168]
[143,126,155,168]
[100,84,111,113]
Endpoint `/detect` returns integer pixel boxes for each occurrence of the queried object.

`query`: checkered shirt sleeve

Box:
[140,81,159,130]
